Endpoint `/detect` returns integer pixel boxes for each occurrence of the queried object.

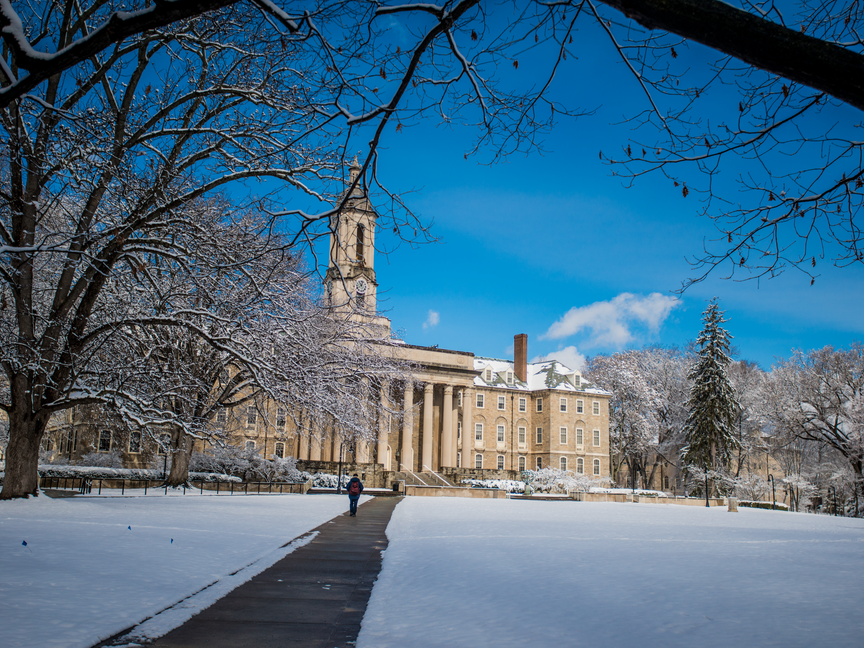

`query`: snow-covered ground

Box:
[0,491,363,648]
[358,498,864,648]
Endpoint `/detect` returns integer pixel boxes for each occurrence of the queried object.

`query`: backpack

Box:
[348,480,361,496]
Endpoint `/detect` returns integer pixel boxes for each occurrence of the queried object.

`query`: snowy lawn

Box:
[1,491,366,648]
[358,498,864,648]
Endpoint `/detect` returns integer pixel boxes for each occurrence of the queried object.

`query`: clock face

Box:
[355,278,368,294]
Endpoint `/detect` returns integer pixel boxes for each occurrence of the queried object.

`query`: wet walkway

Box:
[140,496,400,648]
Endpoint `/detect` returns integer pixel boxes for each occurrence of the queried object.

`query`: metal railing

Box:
[39,476,308,496]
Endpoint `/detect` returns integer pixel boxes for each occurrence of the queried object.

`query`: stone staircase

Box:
[387,470,456,488]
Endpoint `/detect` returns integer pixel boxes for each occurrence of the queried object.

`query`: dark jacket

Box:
[346,477,364,497]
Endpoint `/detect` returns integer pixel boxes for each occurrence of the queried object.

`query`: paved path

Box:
[143,496,400,648]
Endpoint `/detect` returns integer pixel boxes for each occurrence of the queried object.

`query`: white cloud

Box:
[540,293,680,348]
[422,310,440,330]
[531,346,587,372]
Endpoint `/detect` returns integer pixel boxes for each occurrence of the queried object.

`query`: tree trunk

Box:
[165,429,194,487]
[1,402,49,499]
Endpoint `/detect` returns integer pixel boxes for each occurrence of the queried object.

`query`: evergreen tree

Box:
[682,299,741,478]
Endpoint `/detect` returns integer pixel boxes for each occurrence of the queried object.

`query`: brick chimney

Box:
[514,333,527,382]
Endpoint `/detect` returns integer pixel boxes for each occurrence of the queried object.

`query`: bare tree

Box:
[0,4,433,499]
[770,344,864,513]
[587,350,660,487]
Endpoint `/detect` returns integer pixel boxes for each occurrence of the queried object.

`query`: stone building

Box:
[216,158,611,485]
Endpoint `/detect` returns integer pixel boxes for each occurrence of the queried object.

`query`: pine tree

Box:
[681,299,741,478]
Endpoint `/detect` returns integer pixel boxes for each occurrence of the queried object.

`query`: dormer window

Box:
[485,368,493,382]
[573,374,581,389]
[506,371,513,385]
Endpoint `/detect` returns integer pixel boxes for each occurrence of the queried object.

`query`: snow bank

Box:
[358,498,864,648]
[0,493,364,648]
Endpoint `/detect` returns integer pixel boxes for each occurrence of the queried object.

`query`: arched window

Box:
[356,223,365,265]
[577,458,584,474]
[560,456,567,471]
[275,442,285,459]
[518,456,526,472]
[593,458,601,475]
[536,456,542,470]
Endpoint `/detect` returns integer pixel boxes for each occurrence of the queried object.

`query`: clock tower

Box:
[324,156,379,315]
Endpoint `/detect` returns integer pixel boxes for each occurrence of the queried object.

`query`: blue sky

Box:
[309,10,864,371]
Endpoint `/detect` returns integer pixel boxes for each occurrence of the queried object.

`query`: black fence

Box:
[39,476,307,496]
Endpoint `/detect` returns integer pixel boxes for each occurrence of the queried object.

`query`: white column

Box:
[422,383,434,472]
[462,388,473,468]
[377,381,390,470]
[401,383,414,471]
[451,401,459,468]
[441,386,453,468]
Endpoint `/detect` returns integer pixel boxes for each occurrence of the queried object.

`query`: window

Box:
[157,433,169,455]
[497,455,505,470]
[560,457,568,471]
[593,401,600,415]
[576,428,584,445]
[356,223,365,265]
[457,421,462,439]
[485,368,493,382]
[98,430,112,452]
[275,442,285,459]
[560,427,567,444]
[576,400,584,414]
[593,458,601,476]
[60,429,77,455]
[245,440,256,452]
[128,431,142,454]
[506,371,514,385]
[573,375,581,390]
[475,454,483,469]
[536,427,543,444]
[518,397,526,412]
[276,408,286,428]
[560,398,568,412]
[457,453,461,468]
[476,393,485,408]
[497,425,505,442]
[536,456,542,470]
[593,429,601,446]
[216,408,227,424]
[536,397,543,412]
[498,395,506,410]
[247,406,257,426]
[475,423,483,441]
[664,476,670,490]
[518,456,526,472]
[458,391,463,407]
[518,426,526,444]
[577,458,584,474]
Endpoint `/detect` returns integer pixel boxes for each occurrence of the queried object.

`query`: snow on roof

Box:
[473,356,609,395]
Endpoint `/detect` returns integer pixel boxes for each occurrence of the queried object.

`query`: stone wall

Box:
[296,460,388,488]
[440,467,521,484]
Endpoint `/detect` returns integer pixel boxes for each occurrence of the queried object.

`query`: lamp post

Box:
[768,474,776,510]
[704,470,709,508]
[336,442,344,494]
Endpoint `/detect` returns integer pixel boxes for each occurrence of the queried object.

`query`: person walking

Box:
[347,473,364,517]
